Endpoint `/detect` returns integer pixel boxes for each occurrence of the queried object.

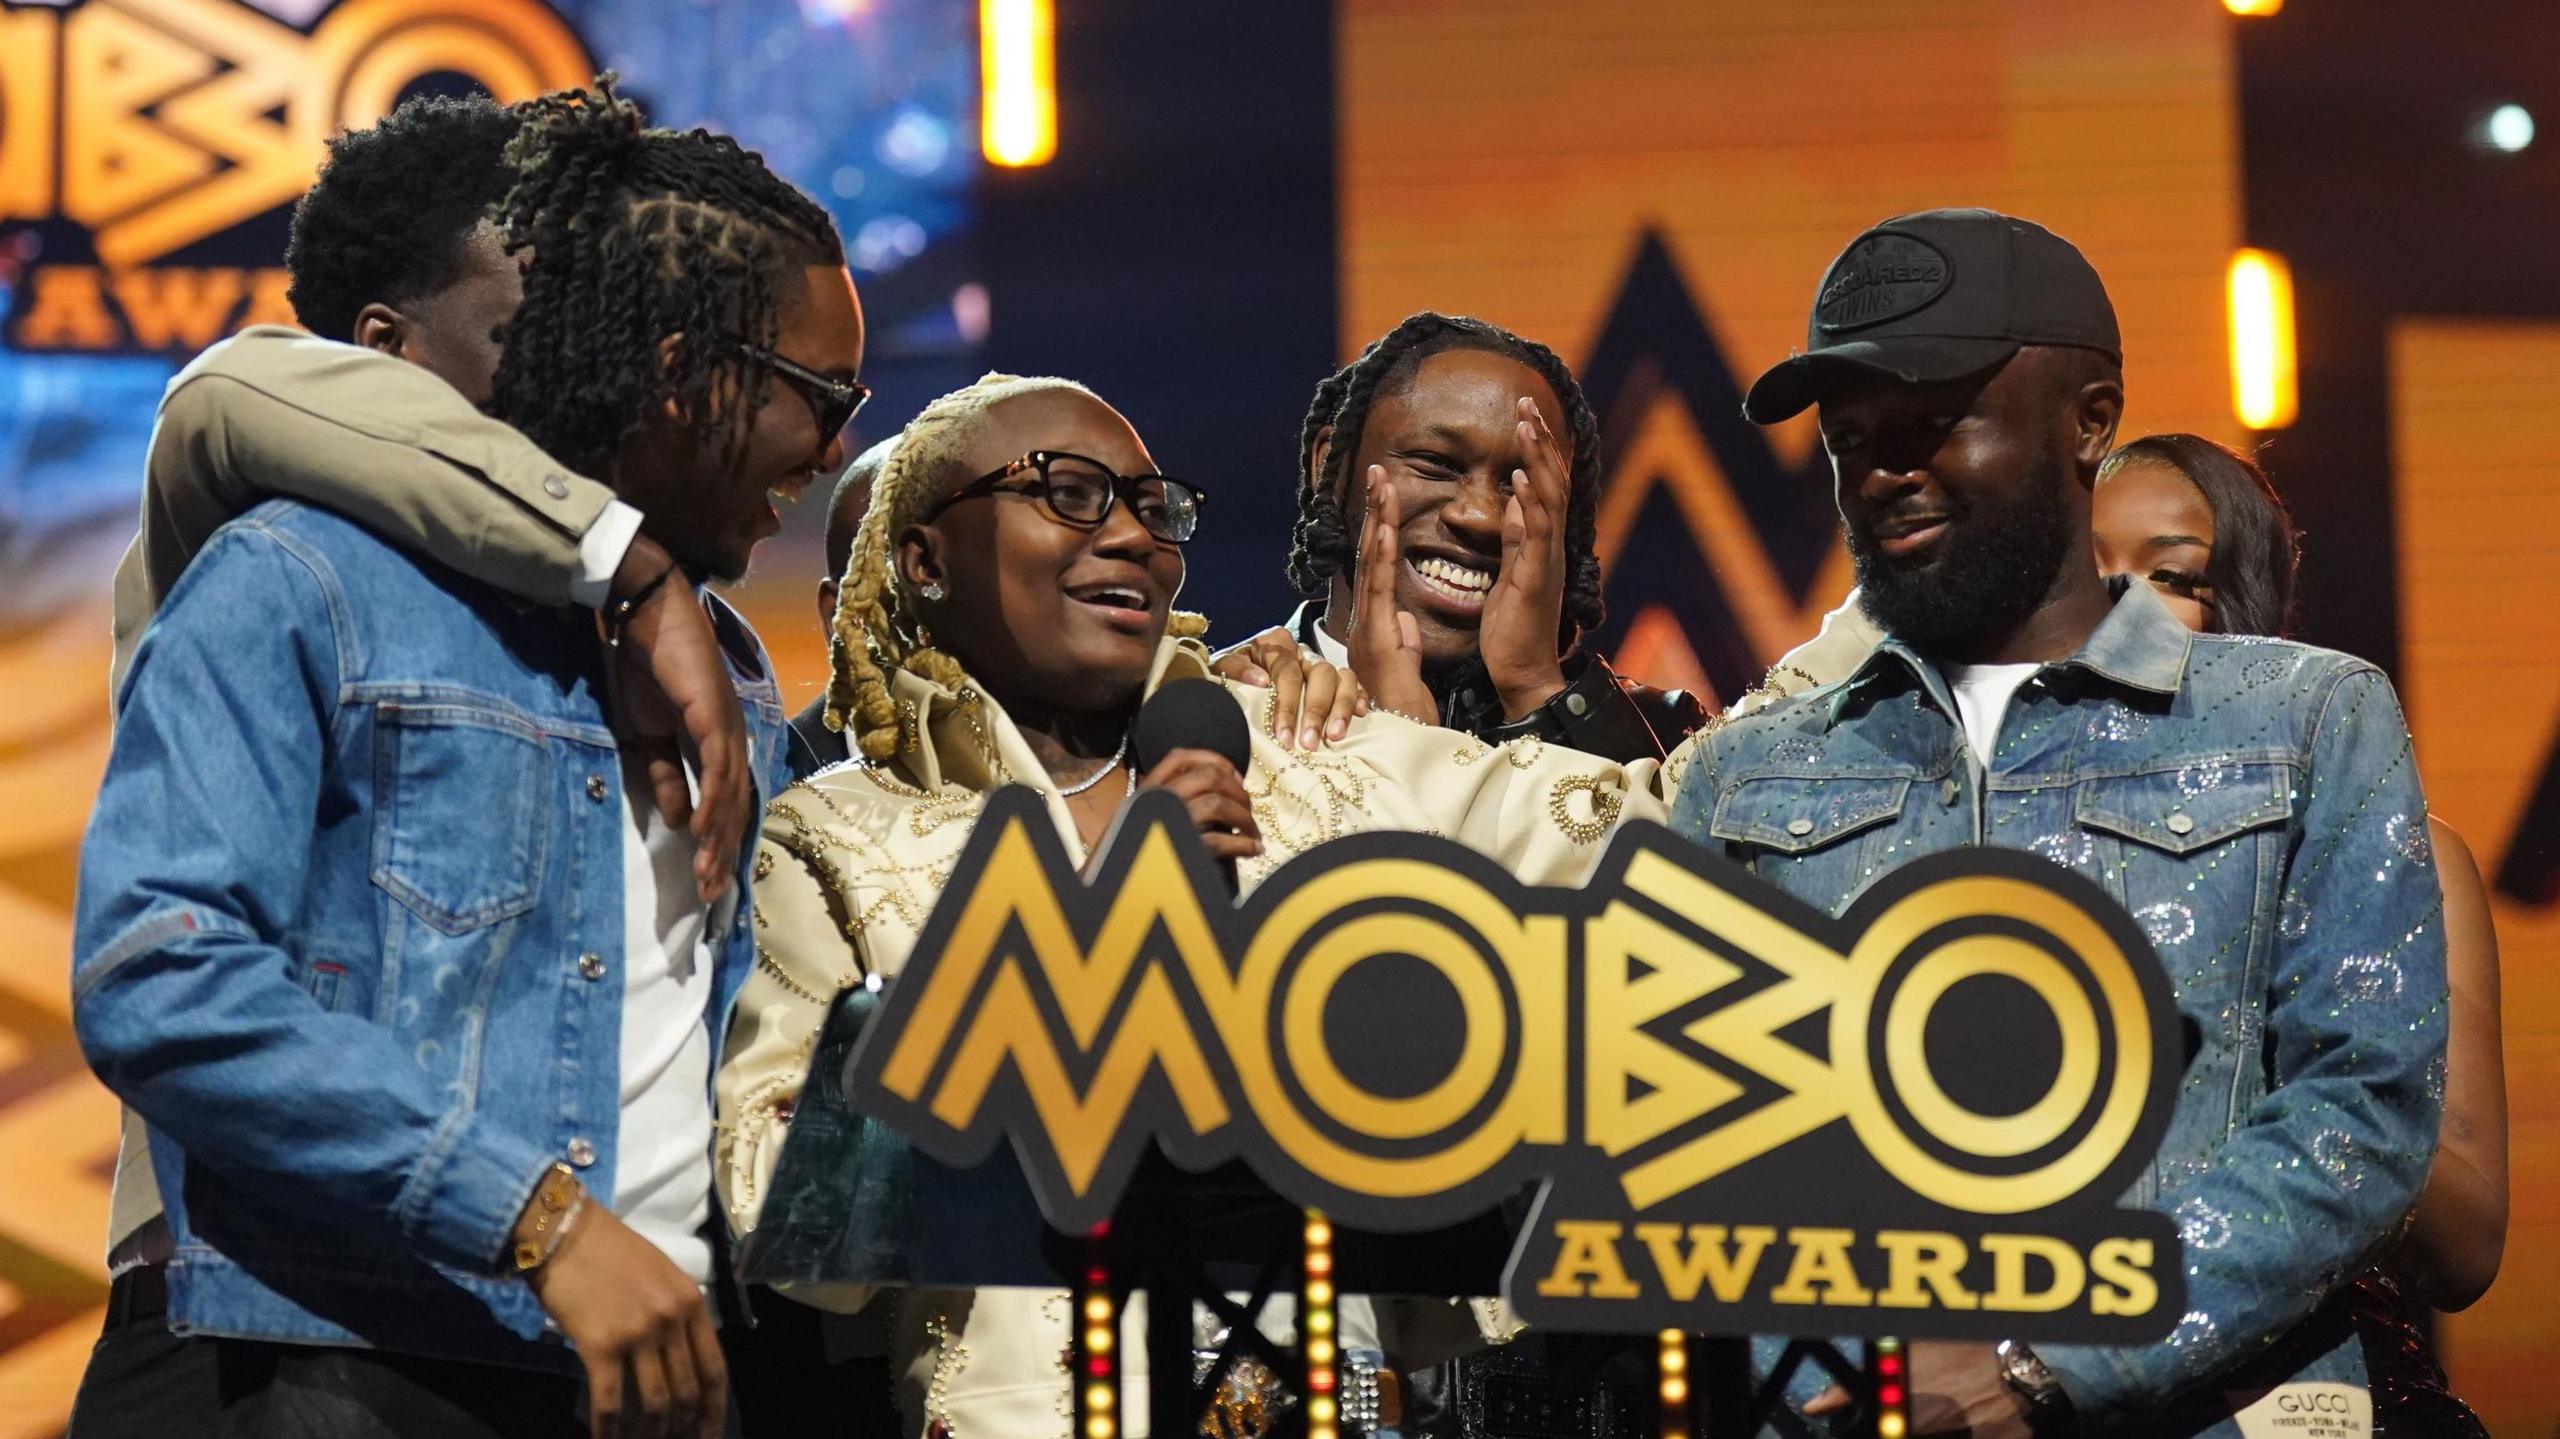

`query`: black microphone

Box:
[1130,679,1253,893]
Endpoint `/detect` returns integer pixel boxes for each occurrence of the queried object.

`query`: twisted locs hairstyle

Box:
[1285,311,1609,642]
[827,373,1207,761]
[491,77,844,479]
[2099,433,2300,639]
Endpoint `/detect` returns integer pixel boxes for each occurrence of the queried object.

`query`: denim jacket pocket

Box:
[371,700,552,934]
[1708,775,1912,854]
[2072,760,2293,857]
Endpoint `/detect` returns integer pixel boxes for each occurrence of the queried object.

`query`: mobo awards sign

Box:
[1,0,593,355]
[829,786,2185,1344]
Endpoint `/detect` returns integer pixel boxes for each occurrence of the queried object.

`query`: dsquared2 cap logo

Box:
[1814,231,1953,334]
[841,786,2187,1341]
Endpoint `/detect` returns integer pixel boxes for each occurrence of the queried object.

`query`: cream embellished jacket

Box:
[717,639,1665,1438]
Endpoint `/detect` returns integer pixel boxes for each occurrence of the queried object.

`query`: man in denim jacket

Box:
[1671,210,2446,1436]
[71,87,863,1438]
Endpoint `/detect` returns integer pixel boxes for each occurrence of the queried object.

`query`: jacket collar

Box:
[2059,579,2194,696]
[880,636,1214,797]
[1831,579,2193,726]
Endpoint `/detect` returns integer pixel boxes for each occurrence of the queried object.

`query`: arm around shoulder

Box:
[146,327,619,610]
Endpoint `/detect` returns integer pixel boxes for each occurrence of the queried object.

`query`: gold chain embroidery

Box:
[762,822,874,945]
[1547,771,1620,844]
[1044,1294,1076,1433]
[925,1309,970,1435]
[753,940,850,1011]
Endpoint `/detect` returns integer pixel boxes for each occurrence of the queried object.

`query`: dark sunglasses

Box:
[737,341,871,446]
[925,450,1207,544]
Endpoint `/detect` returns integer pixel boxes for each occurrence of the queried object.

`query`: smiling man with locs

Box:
[1673,209,2449,1438]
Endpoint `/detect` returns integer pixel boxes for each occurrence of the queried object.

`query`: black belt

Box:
[106,1265,171,1328]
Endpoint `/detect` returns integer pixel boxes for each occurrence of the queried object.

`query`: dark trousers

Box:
[72,1269,587,1439]
[722,1285,900,1439]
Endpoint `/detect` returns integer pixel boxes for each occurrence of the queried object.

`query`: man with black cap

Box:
[1670,210,2447,1437]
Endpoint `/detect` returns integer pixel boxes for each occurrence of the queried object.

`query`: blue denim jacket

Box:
[72,500,788,1369]
[1668,584,2446,1436]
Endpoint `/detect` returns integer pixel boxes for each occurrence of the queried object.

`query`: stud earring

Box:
[918,580,946,602]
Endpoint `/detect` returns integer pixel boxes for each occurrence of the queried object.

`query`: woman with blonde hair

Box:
[718,372,1658,1436]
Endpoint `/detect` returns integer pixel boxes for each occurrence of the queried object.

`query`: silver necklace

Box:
[1052,735,1132,797]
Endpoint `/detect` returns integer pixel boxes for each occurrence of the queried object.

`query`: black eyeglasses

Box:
[926,451,1207,544]
[737,341,871,446]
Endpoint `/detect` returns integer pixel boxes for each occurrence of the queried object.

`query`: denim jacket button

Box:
[1941,778,1961,804]
[1786,817,1815,837]
[2166,812,2196,835]
[577,952,607,981]
[566,1137,597,1168]
[585,774,609,802]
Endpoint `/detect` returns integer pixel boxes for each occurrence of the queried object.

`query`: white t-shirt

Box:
[616,746,723,1287]
[1944,662,2040,769]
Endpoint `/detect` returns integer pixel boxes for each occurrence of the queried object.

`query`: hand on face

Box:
[1347,468,1439,724]
[1331,349,1576,681]
[1478,396,1572,718]
[902,388,1187,717]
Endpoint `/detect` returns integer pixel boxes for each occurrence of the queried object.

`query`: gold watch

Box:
[512,1162,586,1273]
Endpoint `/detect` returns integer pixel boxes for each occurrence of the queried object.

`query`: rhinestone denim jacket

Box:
[1669,584,2447,1435]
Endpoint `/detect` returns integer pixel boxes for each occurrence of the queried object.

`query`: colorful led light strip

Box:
[1874,1336,1908,1439]
[1074,1222,1117,1439]
[1657,1328,1690,1439]
[1304,1210,1338,1439]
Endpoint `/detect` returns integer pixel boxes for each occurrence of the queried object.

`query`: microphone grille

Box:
[1132,679,1252,775]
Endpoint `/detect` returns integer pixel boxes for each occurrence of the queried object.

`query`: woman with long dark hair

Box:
[2093,434,2505,1439]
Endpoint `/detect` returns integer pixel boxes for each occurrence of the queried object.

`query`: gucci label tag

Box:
[2232,1382,2371,1439]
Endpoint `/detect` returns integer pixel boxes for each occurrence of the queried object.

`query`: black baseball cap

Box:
[1742,208,2121,424]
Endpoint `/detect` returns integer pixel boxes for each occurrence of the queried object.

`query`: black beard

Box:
[1849,454,2075,658]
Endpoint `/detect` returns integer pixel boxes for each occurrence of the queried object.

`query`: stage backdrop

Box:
[2,0,2555,1434]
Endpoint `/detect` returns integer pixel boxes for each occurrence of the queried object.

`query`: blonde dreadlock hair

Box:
[826,372,1209,761]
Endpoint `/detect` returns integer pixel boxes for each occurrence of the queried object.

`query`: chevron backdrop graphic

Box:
[0,606,115,1437]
